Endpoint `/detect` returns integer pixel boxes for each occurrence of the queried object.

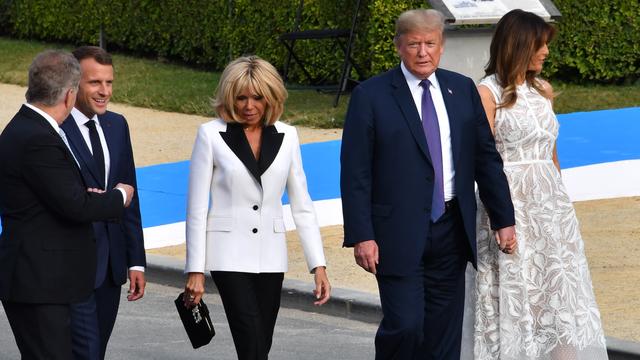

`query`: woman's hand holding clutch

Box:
[184,272,206,307]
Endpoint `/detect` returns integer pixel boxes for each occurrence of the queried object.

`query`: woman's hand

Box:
[312,266,331,306]
[183,272,205,308]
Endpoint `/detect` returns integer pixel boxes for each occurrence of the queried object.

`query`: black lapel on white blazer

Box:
[258,125,284,175]
[220,123,263,186]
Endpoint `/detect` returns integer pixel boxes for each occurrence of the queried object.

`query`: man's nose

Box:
[98,83,109,94]
[417,44,427,57]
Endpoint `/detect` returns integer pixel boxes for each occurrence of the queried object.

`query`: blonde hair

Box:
[213,56,287,125]
[393,9,445,46]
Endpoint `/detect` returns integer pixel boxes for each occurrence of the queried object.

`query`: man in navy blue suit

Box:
[61,46,146,360]
[341,9,516,359]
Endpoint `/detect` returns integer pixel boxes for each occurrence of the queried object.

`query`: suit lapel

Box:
[20,106,83,179]
[391,67,431,163]
[61,115,105,187]
[220,123,262,186]
[435,70,462,169]
[99,115,118,188]
[258,125,284,176]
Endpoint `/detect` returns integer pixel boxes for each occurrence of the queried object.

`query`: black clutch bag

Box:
[174,292,215,349]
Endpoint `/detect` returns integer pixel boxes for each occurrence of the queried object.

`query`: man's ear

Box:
[64,88,76,111]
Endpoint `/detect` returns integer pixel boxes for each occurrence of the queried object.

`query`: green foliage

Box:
[1,0,640,82]
[0,1,10,34]
[364,0,424,75]
[1,37,638,129]
[1,0,365,82]
[546,0,640,82]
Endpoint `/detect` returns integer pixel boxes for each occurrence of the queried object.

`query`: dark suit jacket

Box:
[61,110,145,287]
[0,105,125,303]
[340,66,515,276]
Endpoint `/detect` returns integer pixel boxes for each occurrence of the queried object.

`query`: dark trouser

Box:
[70,271,122,360]
[2,300,73,359]
[375,200,470,360]
[212,271,284,360]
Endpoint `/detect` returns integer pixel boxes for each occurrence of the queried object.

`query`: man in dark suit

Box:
[0,50,135,359]
[60,46,146,360]
[340,9,517,359]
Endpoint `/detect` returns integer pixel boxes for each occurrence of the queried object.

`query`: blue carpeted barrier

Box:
[1,107,638,232]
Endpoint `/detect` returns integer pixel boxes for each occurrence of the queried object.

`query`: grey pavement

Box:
[0,281,376,359]
[1,254,639,359]
[144,254,640,360]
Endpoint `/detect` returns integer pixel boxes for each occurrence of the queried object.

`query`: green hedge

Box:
[0,0,375,83]
[1,0,639,83]
[547,0,640,82]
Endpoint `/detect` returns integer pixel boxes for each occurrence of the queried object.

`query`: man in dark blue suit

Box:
[61,46,146,360]
[341,9,516,359]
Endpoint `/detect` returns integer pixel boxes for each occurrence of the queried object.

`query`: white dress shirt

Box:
[25,102,63,135]
[69,107,144,273]
[400,63,456,200]
[70,108,111,188]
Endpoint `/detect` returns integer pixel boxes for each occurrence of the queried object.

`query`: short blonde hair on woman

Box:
[213,56,288,126]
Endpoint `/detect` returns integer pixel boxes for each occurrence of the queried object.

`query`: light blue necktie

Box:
[419,79,445,221]
[58,128,80,168]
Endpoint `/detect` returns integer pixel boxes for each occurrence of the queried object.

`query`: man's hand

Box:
[115,183,134,207]
[495,226,517,254]
[354,240,379,274]
[127,270,145,301]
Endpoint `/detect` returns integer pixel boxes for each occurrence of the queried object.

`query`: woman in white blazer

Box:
[182,56,331,359]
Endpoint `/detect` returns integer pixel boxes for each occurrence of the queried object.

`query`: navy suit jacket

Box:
[61,110,145,287]
[340,66,515,276]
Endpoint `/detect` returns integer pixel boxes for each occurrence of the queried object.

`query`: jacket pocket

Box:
[206,217,233,232]
[273,218,286,233]
[371,203,392,217]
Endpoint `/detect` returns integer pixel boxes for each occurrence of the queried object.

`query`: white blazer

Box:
[185,118,326,274]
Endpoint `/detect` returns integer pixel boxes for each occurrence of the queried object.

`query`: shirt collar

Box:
[400,62,441,91]
[71,107,99,127]
[24,103,61,133]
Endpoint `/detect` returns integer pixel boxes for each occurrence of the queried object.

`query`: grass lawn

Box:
[1,36,638,128]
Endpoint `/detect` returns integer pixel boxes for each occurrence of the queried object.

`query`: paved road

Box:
[2,281,638,359]
[0,282,376,360]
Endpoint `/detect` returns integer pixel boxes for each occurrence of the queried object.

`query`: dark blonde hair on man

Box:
[393,9,445,46]
[213,56,287,125]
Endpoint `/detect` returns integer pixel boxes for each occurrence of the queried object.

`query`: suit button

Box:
[252,228,258,233]
[253,205,259,210]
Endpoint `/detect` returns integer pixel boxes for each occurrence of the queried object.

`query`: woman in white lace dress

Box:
[473,9,609,360]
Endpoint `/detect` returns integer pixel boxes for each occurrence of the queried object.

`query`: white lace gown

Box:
[465,75,609,360]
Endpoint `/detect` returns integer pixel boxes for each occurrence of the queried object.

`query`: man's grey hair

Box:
[393,9,445,45]
[25,50,81,106]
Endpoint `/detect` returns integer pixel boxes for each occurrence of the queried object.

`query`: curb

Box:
[607,337,640,360]
[146,254,639,359]
[145,254,382,324]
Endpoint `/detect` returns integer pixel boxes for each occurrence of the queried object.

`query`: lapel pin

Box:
[447,88,453,95]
